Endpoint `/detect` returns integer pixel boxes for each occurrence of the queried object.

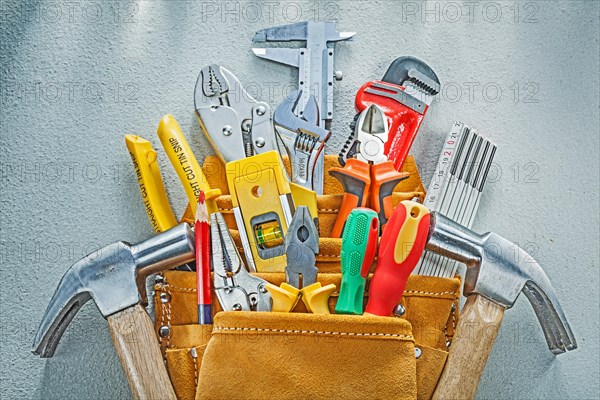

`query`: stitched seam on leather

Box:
[163,284,196,293]
[158,287,166,348]
[164,285,172,348]
[451,301,457,330]
[403,290,456,296]
[213,326,413,340]
[162,285,457,297]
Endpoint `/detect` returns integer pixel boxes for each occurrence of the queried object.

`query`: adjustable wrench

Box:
[253,21,355,196]
[273,90,331,194]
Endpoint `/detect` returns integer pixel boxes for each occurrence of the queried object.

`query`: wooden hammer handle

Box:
[432,294,505,400]
[108,304,177,400]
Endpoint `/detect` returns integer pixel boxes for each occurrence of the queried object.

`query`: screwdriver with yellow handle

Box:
[365,200,431,316]
[125,135,178,233]
[156,114,220,215]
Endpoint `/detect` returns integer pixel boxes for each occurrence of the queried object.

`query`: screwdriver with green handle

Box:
[335,208,379,315]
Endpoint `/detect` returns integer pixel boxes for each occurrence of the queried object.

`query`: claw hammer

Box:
[32,224,196,400]
[418,204,577,398]
[364,201,577,398]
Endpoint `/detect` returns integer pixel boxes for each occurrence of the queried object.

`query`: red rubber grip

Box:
[365,201,431,316]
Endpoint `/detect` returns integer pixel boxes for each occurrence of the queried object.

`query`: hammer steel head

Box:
[426,212,577,355]
[32,223,195,358]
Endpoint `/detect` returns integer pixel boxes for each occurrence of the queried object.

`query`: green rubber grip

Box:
[335,208,379,315]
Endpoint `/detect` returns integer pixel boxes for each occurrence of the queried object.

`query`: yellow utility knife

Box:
[125,134,178,233]
[157,114,220,215]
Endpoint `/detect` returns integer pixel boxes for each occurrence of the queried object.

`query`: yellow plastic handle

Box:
[265,283,301,313]
[156,115,219,215]
[301,283,336,314]
[289,183,319,227]
[125,134,178,233]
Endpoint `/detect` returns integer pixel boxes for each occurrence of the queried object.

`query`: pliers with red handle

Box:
[329,104,409,238]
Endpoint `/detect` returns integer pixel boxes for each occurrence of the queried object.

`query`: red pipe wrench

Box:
[346,57,441,171]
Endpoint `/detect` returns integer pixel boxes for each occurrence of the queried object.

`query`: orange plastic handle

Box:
[329,159,372,238]
[369,161,410,229]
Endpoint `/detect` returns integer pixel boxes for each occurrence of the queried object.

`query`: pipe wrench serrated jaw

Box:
[273,90,331,193]
[355,56,441,171]
[382,56,440,104]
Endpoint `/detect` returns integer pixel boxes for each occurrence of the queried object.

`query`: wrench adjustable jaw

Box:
[194,64,278,163]
[273,90,331,193]
[426,212,577,354]
[211,212,271,312]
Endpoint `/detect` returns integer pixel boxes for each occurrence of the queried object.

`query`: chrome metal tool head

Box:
[273,90,331,193]
[32,224,195,357]
[252,21,355,43]
[210,212,271,312]
[382,56,441,105]
[339,104,389,165]
[284,206,319,289]
[194,64,278,163]
[252,21,355,128]
[426,212,577,354]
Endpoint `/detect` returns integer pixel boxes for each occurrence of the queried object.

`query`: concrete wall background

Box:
[1,0,598,398]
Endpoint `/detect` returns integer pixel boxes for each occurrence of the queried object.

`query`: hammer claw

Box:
[426,211,577,355]
[32,224,195,358]
[523,281,577,354]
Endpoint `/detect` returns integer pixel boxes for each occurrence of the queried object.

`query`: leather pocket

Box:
[155,271,460,400]
[197,312,417,400]
[166,345,205,400]
[415,344,449,400]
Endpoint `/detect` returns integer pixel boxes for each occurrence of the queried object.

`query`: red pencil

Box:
[195,191,212,324]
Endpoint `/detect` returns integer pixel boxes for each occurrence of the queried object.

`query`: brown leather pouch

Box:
[153,155,461,400]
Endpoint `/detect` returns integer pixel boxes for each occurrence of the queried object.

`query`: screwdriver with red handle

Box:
[365,200,431,316]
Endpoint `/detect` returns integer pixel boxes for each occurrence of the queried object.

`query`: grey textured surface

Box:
[1,1,599,399]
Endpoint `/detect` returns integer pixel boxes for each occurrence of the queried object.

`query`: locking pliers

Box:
[194,65,278,163]
[211,212,271,311]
